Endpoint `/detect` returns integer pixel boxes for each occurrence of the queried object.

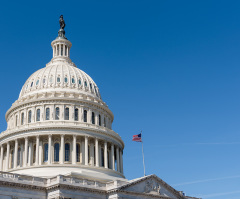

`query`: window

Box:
[84,81,87,87]
[101,148,104,167]
[46,108,50,120]
[84,110,87,122]
[17,148,21,166]
[44,144,48,162]
[50,76,53,83]
[55,107,60,120]
[43,78,46,84]
[21,113,24,125]
[15,115,18,126]
[36,109,40,121]
[36,80,39,86]
[31,82,33,87]
[76,144,80,162]
[75,108,78,121]
[54,143,59,162]
[99,115,101,126]
[57,77,60,83]
[78,79,81,85]
[11,150,14,168]
[90,83,92,90]
[28,110,32,123]
[92,112,95,124]
[65,143,70,161]
[104,117,106,127]
[72,78,75,84]
[65,107,69,120]
[33,145,36,163]
[64,77,68,83]
[61,45,63,56]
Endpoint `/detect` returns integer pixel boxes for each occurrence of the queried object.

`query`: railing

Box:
[0,171,113,190]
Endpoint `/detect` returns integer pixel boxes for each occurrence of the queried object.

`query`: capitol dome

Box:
[0,20,124,181]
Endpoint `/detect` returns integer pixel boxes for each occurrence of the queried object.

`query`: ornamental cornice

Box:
[6,96,113,120]
[110,190,177,199]
[0,180,46,192]
[47,183,107,195]
[0,125,124,148]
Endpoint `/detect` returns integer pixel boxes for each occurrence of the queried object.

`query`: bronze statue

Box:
[59,15,65,30]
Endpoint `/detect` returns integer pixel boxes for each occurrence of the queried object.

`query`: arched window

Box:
[54,143,59,162]
[55,107,60,120]
[21,113,24,125]
[65,107,69,120]
[46,108,50,120]
[104,117,106,127]
[72,78,75,84]
[76,144,80,162]
[28,110,32,123]
[92,112,95,124]
[64,77,68,83]
[57,77,60,83]
[36,80,39,86]
[65,143,70,161]
[84,81,87,87]
[84,110,87,122]
[15,115,18,126]
[33,145,36,163]
[17,147,21,166]
[75,108,78,121]
[99,115,101,126]
[44,144,48,162]
[36,109,40,121]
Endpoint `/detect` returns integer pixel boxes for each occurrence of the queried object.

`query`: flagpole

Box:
[141,130,146,176]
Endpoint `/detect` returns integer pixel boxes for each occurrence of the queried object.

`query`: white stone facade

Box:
[0,22,200,199]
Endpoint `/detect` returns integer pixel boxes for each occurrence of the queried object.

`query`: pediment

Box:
[118,175,183,199]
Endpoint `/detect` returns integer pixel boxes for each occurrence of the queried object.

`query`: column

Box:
[116,147,120,172]
[99,144,102,167]
[14,139,18,169]
[6,142,10,170]
[24,137,28,167]
[35,136,39,166]
[81,139,85,164]
[48,135,52,165]
[28,142,32,166]
[20,143,23,167]
[0,145,3,171]
[120,149,123,174]
[90,142,94,166]
[60,135,64,164]
[104,141,108,169]
[85,136,88,166]
[39,141,43,165]
[72,135,76,164]
[95,138,99,167]
[111,144,115,170]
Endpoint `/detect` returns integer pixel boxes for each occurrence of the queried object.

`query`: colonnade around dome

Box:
[0,133,123,176]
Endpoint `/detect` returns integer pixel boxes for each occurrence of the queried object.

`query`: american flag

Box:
[132,133,142,142]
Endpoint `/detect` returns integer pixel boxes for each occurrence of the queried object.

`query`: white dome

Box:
[19,63,101,100]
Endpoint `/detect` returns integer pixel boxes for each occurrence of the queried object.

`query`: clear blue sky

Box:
[0,1,240,198]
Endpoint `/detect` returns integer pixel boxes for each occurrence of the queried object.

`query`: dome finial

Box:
[58,15,66,39]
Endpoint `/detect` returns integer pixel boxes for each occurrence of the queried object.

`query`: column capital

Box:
[73,135,77,138]
[24,137,28,140]
[61,134,64,138]
[48,134,52,138]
